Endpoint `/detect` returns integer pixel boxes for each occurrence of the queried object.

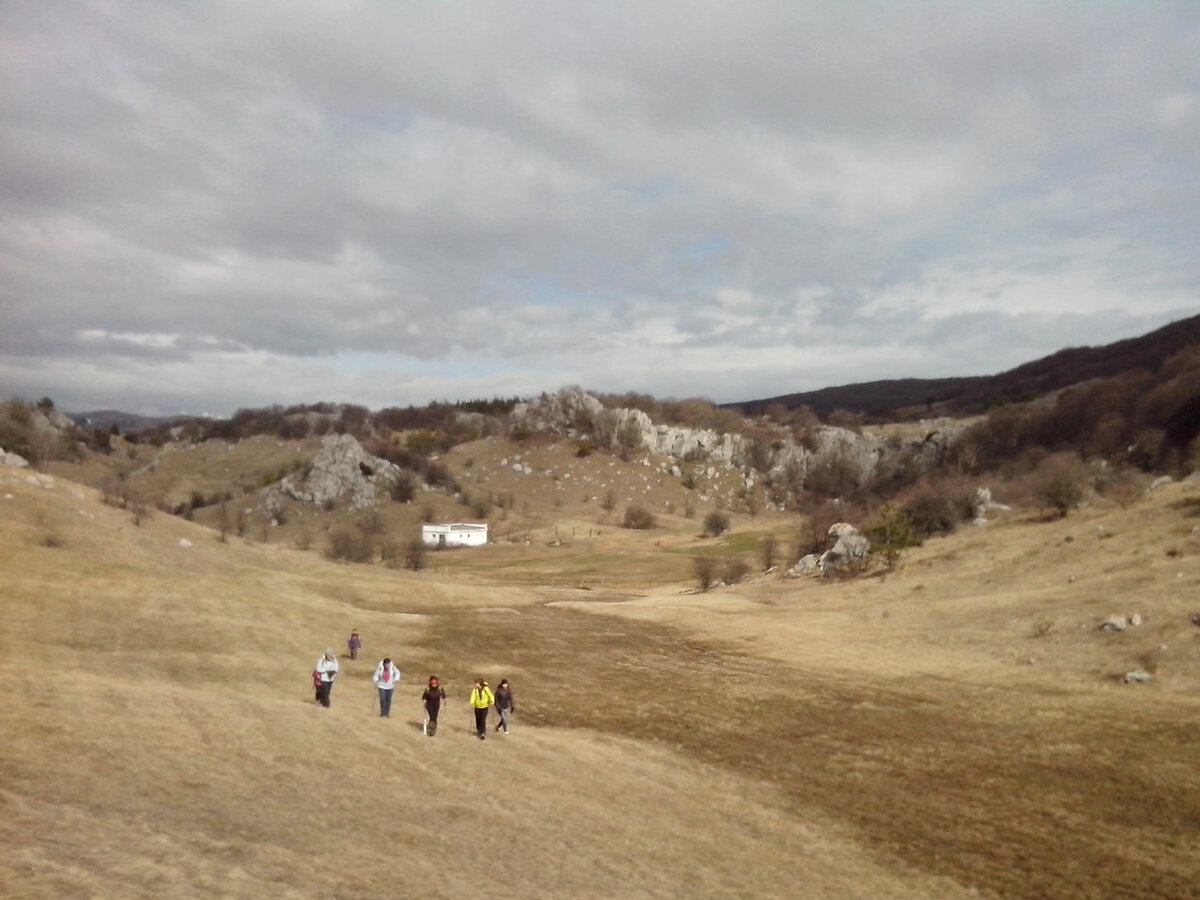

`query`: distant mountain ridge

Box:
[67,410,203,433]
[731,312,1200,418]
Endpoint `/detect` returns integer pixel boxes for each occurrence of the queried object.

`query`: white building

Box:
[421,522,489,548]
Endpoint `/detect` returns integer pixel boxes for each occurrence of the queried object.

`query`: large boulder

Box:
[273,434,402,510]
[818,524,871,576]
[0,449,29,468]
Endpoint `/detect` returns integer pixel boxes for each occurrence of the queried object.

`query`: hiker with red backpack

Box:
[314,649,339,708]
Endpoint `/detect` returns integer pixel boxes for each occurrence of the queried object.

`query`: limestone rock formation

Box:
[270,434,401,511]
[512,389,964,501]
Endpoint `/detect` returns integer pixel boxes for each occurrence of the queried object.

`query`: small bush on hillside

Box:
[378,538,400,568]
[327,523,374,563]
[424,462,459,492]
[405,539,428,571]
[622,505,657,529]
[1035,460,1085,518]
[692,556,719,592]
[865,505,919,569]
[826,409,863,433]
[723,557,750,584]
[601,490,616,512]
[805,449,861,500]
[760,534,778,571]
[390,474,416,503]
[702,511,730,537]
[0,399,36,460]
[406,430,439,455]
[902,492,971,540]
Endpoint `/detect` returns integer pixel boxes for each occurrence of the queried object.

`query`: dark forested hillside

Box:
[733,312,1200,419]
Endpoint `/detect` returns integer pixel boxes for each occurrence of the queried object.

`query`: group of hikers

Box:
[312,629,516,740]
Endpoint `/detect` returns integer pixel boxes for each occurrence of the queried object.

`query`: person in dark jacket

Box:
[493,679,515,734]
[421,675,446,736]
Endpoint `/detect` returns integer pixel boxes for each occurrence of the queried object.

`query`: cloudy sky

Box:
[2,1,1198,417]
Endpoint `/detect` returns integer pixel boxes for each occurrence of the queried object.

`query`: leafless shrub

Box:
[702,511,729,537]
[622,505,656,529]
[327,523,374,563]
[405,538,428,571]
[692,556,719,592]
[760,534,778,571]
[723,558,750,584]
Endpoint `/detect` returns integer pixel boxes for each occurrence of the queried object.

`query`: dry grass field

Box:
[3,459,1199,899]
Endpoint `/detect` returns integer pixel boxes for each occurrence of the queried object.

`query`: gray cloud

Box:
[1,0,1197,416]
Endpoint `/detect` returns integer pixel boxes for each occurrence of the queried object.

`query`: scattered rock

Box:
[1123,670,1153,684]
[1129,612,1143,627]
[178,539,193,549]
[785,554,820,578]
[0,450,29,468]
[1099,615,1127,632]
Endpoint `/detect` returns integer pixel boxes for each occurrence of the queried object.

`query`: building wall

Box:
[421,525,488,548]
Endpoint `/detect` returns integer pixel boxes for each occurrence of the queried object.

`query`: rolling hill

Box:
[733,312,1200,418]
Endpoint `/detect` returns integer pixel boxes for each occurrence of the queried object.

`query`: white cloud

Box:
[1,0,1198,415]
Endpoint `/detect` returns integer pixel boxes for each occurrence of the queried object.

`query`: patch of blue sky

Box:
[478,270,623,310]
[683,234,731,262]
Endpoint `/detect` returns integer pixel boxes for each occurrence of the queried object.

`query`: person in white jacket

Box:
[372,657,402,717]
[315,649,339,708]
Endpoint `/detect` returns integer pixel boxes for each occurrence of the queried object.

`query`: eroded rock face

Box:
[272,434,401,510]
[511,389,961,496]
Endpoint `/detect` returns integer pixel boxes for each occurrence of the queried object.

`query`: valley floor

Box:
[2,465,1199,898]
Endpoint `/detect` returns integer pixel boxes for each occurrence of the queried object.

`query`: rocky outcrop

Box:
[512,389,963,499]
[269,434,401,511]
[786,523,871,578]
[972,487,1011,525]
[0,449,29,468]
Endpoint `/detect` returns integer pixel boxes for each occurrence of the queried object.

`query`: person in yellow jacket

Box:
[469,677,495,740]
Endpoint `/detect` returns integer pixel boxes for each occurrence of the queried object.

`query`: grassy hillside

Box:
[2,462,1199,898]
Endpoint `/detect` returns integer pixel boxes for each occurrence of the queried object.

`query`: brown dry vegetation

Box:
[3,461,1200,899]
